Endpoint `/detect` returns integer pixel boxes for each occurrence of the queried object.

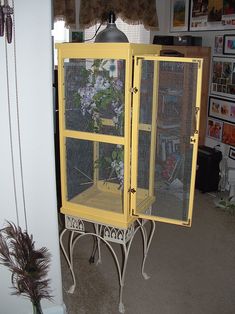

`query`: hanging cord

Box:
[4,0,28,230]
[84,22,102,42]
[4,31,19,226]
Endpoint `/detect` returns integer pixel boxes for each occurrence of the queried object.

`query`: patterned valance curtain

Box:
[79,0,158,29]
[54,0,76,27]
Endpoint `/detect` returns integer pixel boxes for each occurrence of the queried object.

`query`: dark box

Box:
[195,146,222,193]
[153,35,174,45]
[173,36,202,46]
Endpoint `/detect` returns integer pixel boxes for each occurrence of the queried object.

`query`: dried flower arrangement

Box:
[0,221,53,314]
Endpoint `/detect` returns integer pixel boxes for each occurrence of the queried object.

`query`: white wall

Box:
[0,1,64,313]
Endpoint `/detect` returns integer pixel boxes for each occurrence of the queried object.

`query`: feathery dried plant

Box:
[0,221,53,313]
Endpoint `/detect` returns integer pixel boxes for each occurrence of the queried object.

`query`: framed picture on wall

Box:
[222,122,235,146]
[207,118,223,141]
[229,147,235,160]
[189,0,235,31]
[211,57,235,99]
[208,96,235,123]
[223,34,235,55]
[170,0,190,32]
[69,29,84,42]
[214,35,224,55]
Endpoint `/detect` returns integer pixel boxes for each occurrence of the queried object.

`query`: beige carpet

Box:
[60,191,235,314]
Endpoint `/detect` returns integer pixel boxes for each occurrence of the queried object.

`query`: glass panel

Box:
[136,60,198,222]
[66,138,124,213]
[64,59,125,136]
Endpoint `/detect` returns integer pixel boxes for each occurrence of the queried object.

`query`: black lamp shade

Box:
[95,12,129,43]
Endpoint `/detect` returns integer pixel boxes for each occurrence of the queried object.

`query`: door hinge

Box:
[131,208,138,216]
[130,87,138,94]
[190,136,196,144]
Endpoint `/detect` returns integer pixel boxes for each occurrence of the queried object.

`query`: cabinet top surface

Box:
[55,42,163,57]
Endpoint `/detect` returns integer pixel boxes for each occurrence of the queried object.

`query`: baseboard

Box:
[43,303,67,314]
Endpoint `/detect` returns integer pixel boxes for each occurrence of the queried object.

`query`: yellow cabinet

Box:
[56,43,203,229]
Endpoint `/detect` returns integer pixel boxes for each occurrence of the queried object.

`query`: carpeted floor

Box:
[60,191,235,314]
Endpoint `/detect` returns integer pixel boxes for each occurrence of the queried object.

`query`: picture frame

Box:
[170,0,190,32]
[189,0,235,31]
[229,147,235,160]
[208,96,235,123]
[211,56,235,99]
[222,122,235,146]
[228,147,235,160]
[69,29,84,43]
[207,117,223,141]
[223,34,235,55]
[214,35,224,55]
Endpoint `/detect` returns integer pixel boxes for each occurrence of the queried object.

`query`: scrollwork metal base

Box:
[60,215,156,313]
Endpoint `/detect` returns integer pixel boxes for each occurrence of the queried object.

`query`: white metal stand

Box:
[60,215,156,313]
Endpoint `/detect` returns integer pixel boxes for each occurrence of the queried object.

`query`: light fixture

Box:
[95,11,128,43]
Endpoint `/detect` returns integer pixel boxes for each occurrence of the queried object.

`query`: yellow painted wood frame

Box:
[56,43,203,228]
[131,55,203,227]
[56,43,163,228]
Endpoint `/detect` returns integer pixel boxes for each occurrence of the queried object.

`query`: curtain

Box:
[79,0,159,29]
[54,0,76,27]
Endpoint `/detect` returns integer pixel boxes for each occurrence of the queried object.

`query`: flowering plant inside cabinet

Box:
[56,43,203,229]
[73,59,125,189]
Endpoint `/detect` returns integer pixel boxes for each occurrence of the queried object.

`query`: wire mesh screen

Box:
[64,58,125,136]
[139,60,154,124]
[66,138,94,201]
[65,138,124,213]
[136,60,198,221]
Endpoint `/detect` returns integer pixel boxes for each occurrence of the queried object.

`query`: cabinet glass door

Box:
[131,56,203,226]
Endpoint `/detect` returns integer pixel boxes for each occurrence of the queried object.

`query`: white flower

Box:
[112,116,118,124]
[114,105,123,115]
[104,81,110,89]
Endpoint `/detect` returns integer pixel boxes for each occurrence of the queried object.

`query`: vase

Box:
[32,301,43,314]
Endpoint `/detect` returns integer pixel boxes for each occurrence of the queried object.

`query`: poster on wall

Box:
[222,122,235,146]
[170,0,190,32]
[211,57,235,99]
[207,117,223,141]
[190,0,235,31]
[208,96,235,123]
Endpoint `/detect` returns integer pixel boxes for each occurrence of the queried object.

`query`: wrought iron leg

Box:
[94,223,102,265]
[59,229,77,293]
[138,220,156,280]
[117,222,154,313]
[60,217,156,313]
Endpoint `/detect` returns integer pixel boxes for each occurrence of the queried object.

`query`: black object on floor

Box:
[195,145,222,193]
